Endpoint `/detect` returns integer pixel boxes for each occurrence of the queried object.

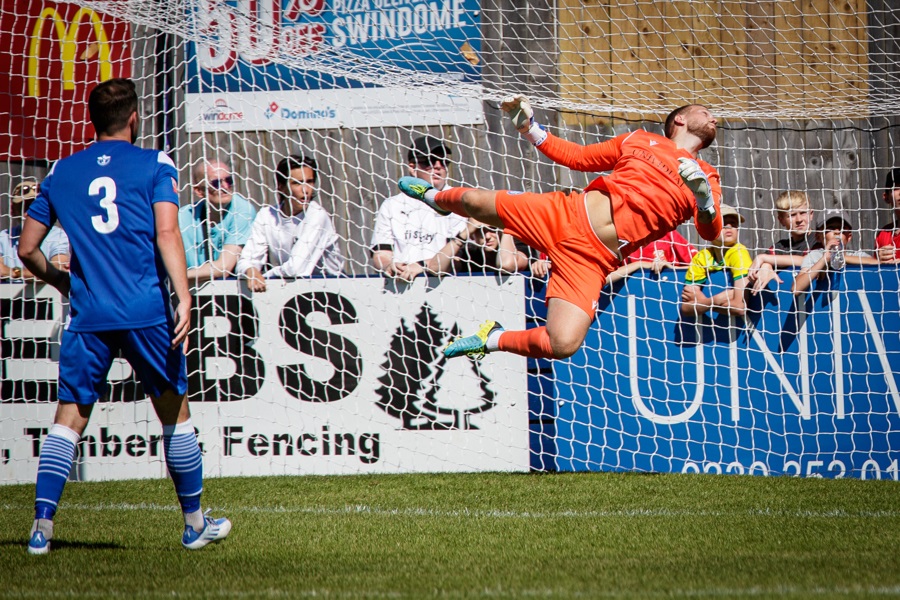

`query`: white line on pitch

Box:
[1,502,898,519]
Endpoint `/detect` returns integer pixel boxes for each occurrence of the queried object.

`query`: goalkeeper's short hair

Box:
[664,105,694,139]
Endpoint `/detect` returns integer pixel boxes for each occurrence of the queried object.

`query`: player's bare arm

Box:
[154,201,192,351]
[18,215,70,297]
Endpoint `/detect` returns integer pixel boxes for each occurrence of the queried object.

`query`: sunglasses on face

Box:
[15,184,37,197]
[202,176,234,190]
[417,159,449,170]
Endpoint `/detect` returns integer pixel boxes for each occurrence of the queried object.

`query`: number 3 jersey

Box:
[27,140,180,332]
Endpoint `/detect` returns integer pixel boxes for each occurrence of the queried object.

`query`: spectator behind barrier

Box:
[608,229,698,286]
[0,179,69,280]
[748,190,814,294]
[452,220,531,274]
[370,135,470,281]
[793,210,882,295]
[236,154,344,292]
[179,155,257,282]
[680,204,751,318]
[875,167,900,263]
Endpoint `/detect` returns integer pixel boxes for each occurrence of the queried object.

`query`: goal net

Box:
[1,0,899,482]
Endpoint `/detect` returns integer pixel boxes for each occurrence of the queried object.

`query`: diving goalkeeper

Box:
[399,97,723,360]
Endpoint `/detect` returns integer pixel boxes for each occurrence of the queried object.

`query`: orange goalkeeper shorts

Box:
[495,189,622,318]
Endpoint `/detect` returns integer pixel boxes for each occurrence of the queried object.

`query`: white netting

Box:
[48,0,900,120]
[1,0,899,481]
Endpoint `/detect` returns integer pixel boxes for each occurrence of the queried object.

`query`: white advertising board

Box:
[0,276,529,483]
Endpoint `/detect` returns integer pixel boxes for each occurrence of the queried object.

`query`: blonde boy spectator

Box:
[748,190,814,294]
[793,210,881,295]
[875,168,900,262]
[680,204,751,318]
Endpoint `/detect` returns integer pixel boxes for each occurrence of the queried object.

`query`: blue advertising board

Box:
[184,0,483,130]
[553,267,900,480]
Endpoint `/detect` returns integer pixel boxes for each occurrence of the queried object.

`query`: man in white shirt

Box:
[236,155,344,292]
[371,135,469,281]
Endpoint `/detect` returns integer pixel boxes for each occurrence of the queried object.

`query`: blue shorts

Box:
[58,322,188,404]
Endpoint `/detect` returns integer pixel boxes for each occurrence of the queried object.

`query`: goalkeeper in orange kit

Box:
[399,96,723,360]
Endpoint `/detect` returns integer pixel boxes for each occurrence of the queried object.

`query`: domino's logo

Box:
[265,101,279,119]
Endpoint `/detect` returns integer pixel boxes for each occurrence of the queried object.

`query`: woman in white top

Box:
[237,155,344,292]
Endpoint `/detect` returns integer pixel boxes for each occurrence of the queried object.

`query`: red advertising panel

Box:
[0,1,132,161]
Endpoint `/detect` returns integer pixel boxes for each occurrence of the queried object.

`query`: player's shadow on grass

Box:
[0,539,123,551]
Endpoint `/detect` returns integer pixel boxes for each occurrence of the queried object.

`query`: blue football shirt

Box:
[27,140,180,332]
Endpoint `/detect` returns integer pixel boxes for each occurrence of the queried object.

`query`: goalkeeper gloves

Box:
[677,157,716,220]
[501,94,547,146]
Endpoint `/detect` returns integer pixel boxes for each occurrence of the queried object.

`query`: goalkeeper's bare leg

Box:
[399,178,619,360]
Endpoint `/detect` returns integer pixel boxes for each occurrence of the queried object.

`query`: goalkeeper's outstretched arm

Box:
[501,94,621,172]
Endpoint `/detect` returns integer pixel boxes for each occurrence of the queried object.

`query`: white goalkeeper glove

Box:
[677,157,716,219]
[501,94,547,146]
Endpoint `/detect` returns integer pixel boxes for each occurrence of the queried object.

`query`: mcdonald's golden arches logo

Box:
[27,6,113,98]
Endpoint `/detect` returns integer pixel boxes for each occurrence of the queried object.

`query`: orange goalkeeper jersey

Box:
[537,130,723,257]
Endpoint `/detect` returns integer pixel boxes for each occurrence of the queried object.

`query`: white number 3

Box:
[90,176,119,234]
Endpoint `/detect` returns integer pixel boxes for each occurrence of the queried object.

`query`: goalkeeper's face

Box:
[685,106,717,149]
[410,159,449,191]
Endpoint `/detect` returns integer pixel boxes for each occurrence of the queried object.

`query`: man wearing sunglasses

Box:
[370,135,470,281]
[178,156,257,282]
[1,179,69,280]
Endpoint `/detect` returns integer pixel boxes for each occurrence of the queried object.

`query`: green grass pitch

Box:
[1,472,899,599]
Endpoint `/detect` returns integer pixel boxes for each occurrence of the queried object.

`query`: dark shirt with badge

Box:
[768,234,813,255]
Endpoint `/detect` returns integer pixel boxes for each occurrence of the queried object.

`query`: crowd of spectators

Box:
[5,136,900,325]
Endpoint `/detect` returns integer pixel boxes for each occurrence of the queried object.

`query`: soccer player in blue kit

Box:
[18,78,231,554]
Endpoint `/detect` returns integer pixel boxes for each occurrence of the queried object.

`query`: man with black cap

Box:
[370,135,469,281]
[875,168,900,262]
[0,179,68,280]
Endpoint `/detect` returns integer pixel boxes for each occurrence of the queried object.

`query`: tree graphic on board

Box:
[375,303,496,430]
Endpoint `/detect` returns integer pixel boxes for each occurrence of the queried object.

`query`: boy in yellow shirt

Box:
[680,204,752,319]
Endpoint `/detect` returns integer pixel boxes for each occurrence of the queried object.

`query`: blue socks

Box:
[34,424,80,521]
[163,420,204,523]
[33,420,206,534]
